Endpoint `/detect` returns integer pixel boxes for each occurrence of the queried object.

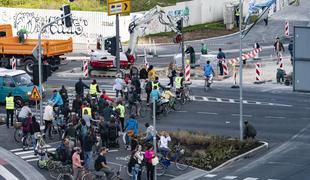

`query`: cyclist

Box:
[152,76,164,91]
[18,103,32,123]
[75,78,89,99]
[31,116,41,155]
[22,112,32,150]
[124,115,138,150]
[72,147,83,180]
[59,85,69,104]
[204,60,215,87]
[89,79,100,98]
[141,123,156,143]
[64,123,77,149]
[43,101,54,139]
[175,72,185,97]
[50,89,64,117]
[161,86,176,110]
[158,131,171,159]
[116,100,125,131]
[94,147,114,179]
[150,86,161,118]
[128,86,140,117]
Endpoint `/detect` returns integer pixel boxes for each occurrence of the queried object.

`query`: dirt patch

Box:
[139,28,238,44]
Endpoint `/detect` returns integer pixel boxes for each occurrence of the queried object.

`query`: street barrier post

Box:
[185,59,191,81]
[83,60,89,78]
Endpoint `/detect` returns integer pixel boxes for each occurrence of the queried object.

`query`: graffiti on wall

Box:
[167,7,190,24]
[13,12,89,36]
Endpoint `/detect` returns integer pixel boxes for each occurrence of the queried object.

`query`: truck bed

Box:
[0,37,73,57]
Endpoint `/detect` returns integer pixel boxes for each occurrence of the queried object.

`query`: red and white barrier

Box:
[255,63,262,83]
[279,56,283,69]
[222,61,228,76]
[10,57,16,70]
[83,60,89,78]
[185,60,191,81]
[285,20,289,37]
[228,48,262,65]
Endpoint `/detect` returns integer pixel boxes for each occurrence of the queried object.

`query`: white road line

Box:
[216,98,222,102]
[229,99,235,103]
[176,111,188,113]
[21,154,37,159]
[26,158,39,162]
[0,165,19,180]
[205,174,217,178]
[197,112,218,115]
[243,178,258,180]
[191,96,196,101]
[202,97,209,101]
[232,114,252,117]
[268,103,274,106]
[256,102,262,105]
[265,116,286,119]
[243,100,248,104]
[10,145,51,152]
[15,147,56,156]
[223,176,238,179]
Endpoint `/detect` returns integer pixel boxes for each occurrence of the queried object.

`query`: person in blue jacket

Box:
[124,115,138,150]
[50,89,64,116]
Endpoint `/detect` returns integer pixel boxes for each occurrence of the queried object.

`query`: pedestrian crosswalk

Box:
[191,95,292,107]
[203,173,279,180]
[10,145,56,162]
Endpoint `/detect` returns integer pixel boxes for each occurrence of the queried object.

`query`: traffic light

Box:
[60,5,72,28]
[176,19,183,32]
[104,37,117,56]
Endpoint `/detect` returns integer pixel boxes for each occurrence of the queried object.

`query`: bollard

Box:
[185,59,191,81]
[285,20,289,37]
[83,60,89,78]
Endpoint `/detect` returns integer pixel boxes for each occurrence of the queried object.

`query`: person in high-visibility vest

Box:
[82,102,92,117]
[175,72,185,96]
[89,79,100,97]
[116,100,125,131]
[235,7,240,27]
[152,76,163,90]
[5,92,14,128]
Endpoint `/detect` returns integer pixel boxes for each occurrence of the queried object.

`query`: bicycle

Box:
[48,161,72,179]
[179,82,192,105]
[82,164,123,180]
[165,97,182,114]
[14,122,23,143]
[21,132,32,150]
[156,142,189,176]
[204,75,213,92]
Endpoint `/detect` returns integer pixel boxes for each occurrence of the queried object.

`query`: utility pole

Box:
[116,14,120,73]
[180,17,185,72]
[153,100,157,180]
[239,0,244,141]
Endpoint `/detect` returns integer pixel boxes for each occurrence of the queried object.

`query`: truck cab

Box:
[0,68,45,107]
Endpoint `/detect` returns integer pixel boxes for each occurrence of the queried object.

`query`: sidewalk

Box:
[0,146,46,180]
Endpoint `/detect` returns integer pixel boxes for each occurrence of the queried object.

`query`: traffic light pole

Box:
[37,13,71,125]
[116,14,120,73]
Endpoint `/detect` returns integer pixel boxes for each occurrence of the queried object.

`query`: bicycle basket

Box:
[14,122,22,129]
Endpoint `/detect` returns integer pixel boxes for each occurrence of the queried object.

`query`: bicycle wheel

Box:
[37,160,47,169]
[185,88,192,102]
[174,99,182,111]
[204,80,208,92]
[162,103,169,116]
[175,156,189,171]
[180,93,186,105]
[49,163,61,179]
[14,128,23,143]
[81,172,95,180]
[57,173,73,180]
[156,163,166,176]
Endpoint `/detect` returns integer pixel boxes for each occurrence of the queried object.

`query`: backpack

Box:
[94,158,102,171]
[80,125,88,138]
[22,117,32,132]
[145,82,152,92]
[108,126,118,140]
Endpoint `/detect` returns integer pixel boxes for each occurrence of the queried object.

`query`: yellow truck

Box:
[0,24,73,74]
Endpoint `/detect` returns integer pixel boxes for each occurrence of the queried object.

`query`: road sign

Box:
[108,0,125,3]
[32,44,43,61]
[108,0,131,16]
[30,86,42,101]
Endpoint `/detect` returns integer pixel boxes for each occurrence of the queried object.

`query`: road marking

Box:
[15,147,56,156]
[232,114,252,117]
[216,98,222,102]
[197,112,218,115]
[176,111,188,113]
[205,174,217,178]
[0,165,19,180]
[26,158,39,162]
[11,145,51,153]
[268,103,274,106]
[202,97,209,101]
[243,100,248,104]
[229,99,235,103]
[243,178,258,180]
[255,102,261,105]
[223,176,238,179]
[265,116,286,119]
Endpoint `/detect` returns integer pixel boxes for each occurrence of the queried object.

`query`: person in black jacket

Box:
[243,121,257,139]
[72,95,82,117]
[83,131,95,170]
[75,78,89,98]
[59,85,68,104]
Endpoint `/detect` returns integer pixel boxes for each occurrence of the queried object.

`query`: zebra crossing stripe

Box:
[205,174,217,178]
[10,144,51,153]
[0,165,19,180]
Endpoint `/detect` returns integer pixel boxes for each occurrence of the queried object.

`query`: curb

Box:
[171,141,269,180]
[209,141,269,173]
[0,146,46,180]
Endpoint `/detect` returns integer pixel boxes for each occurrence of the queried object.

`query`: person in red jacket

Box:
[100,90,114,103]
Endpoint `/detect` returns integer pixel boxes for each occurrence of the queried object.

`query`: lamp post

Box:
[239,0,244,141]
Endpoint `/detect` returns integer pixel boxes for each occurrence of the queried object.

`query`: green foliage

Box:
[0,0,188,12]
[169,130,261,171]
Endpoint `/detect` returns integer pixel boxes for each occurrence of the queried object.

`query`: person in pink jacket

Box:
[144,144,155,180]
